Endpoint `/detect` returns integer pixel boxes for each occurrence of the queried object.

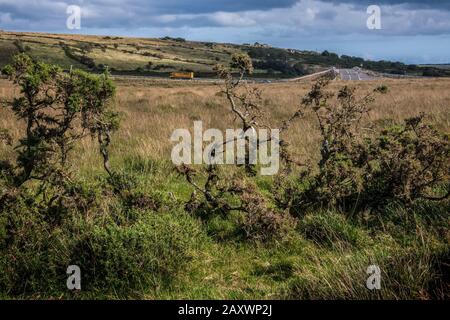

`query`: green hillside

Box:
[1,31,449,78]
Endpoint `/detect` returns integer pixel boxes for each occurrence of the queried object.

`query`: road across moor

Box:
[337,68,377,81]
[111,67,381,83]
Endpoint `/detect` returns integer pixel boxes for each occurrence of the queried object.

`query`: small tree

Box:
[303,79,378,201]
[1,54,118,202]
[281,78,449,215]
[176,164,296,242]
[278,78,385,213]
[213,53,304,174]
[214,54,261,175]
[364,114,450,205]
[176,54,305,241]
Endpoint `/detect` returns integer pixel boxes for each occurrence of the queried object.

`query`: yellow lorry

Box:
[170,72,194,79]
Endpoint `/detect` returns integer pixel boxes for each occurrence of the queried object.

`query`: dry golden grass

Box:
[1,77,449,174]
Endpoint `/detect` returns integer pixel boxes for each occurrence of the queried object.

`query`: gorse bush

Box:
[0,53,119,232]
[281,79,381,212]
[67,211,205,295]
[179,165,296,242]
[0,189,81,294]
[236,182,297,242]
[1,53,118,192]
[279,79,450,216]
[0,196,205,295]
[363,114,450,206]
[0,55,207,297]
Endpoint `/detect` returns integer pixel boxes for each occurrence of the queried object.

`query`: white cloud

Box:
[209,12,256,27]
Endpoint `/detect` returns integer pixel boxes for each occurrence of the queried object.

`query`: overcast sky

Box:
[1,0,450,64]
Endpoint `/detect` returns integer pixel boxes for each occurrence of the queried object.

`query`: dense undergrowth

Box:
[0,54,448,299]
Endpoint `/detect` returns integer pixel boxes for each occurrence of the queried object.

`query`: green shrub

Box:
[1,53,117,191]
[180,165,297,242]
[284,80,379,213]
[69,211,205,295]
[0,206,206,297]
[0,196,71,295]
[283,80,449,216]
[363,114,450,206]
[239,208,297,243]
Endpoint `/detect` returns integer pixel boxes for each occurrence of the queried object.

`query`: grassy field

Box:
[0,31,244,75]
[3,76,449,170]
[0,69,449,299]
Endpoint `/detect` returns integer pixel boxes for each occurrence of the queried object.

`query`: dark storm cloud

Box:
[0,0,299,29]
[0,0,299,18]
[318,0,450,10]
[139,0,300,14]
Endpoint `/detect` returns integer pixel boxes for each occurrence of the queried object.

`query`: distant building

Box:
[253,42,271,48]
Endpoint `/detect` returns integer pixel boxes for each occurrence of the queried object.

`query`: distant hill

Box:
[1,31,449,78]
[420,64,450,68]
[415,64,450,77]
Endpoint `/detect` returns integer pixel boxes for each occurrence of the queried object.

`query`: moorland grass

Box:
[0,74,448,299]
